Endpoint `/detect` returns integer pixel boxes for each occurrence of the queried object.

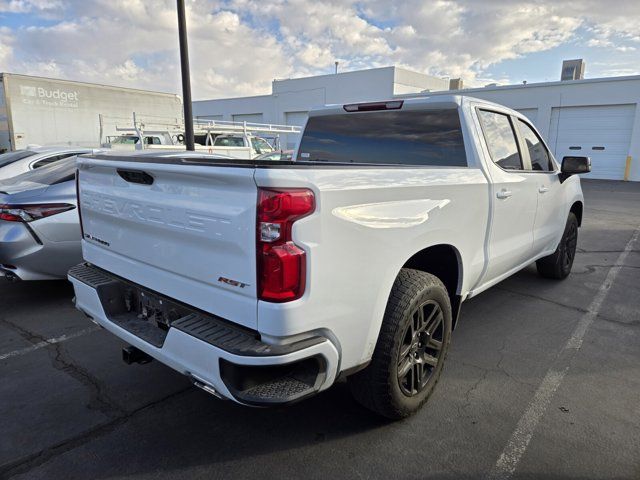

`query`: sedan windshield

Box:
[0,150,36,168]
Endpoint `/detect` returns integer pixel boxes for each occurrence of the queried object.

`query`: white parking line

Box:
[0,326,100,361]
[489,225,640,480]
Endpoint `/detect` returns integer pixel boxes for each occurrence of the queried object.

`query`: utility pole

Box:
[176,0,194,150]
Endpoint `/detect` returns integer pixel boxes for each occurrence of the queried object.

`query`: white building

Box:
[418,75,640,181]
[193,66,449,150]
[193,65,640,181]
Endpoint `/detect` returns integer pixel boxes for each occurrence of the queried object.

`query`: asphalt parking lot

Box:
[1,179,638,480]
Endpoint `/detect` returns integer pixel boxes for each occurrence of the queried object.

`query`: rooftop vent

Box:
[561,59,585,81]
[449,78,464,90]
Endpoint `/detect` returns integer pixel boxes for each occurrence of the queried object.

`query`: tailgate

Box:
[77,156,258,329]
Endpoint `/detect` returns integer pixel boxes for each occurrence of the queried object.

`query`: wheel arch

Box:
[350,243,464,380]
[401,244,464,329]
[570,201,583,227]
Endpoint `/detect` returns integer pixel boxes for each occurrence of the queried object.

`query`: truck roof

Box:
[309,94,516,117]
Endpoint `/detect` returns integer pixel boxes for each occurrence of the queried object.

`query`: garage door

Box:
[548,105,635,180]
[232,113,263,124]
[516,108,538,127]
[284,111,307,149]
[285,111,307,127]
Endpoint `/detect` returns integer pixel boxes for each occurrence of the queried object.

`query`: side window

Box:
[32,153,77,169]
[478,110,523,170]
[252,138,272,154]
[517,120,552,171]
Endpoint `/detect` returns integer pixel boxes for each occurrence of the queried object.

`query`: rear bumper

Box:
[68,263,340,405]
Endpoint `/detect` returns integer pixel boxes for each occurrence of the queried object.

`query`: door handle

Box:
[496,189,513,199]
[539,186,549,193]
[117,169,154,185]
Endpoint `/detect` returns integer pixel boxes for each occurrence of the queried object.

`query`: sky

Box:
[0,0,638,100]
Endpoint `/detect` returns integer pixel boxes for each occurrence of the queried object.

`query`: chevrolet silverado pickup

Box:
[69,95,590,419]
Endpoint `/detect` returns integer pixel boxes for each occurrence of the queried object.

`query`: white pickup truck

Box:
[69,95,590,419]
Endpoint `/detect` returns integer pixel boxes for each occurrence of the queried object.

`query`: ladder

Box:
[99,112,301,144]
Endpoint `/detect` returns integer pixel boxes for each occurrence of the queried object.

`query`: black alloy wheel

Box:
[563,220,578,270]
[397,300,445,396]
[536,212,579,279]
[348,269,452,419]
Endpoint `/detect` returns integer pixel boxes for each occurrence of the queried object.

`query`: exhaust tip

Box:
[190,374,223,399]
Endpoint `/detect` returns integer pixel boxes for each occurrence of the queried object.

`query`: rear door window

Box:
[252,137,273,154]
[296,109,467,166]
[478,110,523,170]
[32,152,79,169]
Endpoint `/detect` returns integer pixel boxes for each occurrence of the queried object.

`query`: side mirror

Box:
[561,156,591,175]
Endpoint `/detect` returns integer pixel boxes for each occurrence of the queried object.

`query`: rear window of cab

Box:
[297,108,467,167]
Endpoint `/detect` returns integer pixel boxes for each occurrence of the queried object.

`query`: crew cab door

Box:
[477,109,538,282]
[514,118,565,253]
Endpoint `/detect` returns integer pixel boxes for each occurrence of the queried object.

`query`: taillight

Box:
[257,188,315,302]
[0,203,75,223]
[76,169,84,237]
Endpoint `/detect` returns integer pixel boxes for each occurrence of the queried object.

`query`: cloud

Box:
[0,0,638,98]
[0,0,64,13]
[0,27,13,65]
[1,1,294,98]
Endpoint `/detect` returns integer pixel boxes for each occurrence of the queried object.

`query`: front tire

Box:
[348,269,452,419]
[536,212,579,280]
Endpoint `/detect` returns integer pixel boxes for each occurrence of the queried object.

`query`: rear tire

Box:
[536,212,579,280]
[348,269,452,419]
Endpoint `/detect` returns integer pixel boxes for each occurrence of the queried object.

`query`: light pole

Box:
[177,0,194,151]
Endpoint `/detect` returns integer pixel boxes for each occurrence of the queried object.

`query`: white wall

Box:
[2,73,183,150]
[0,77,9,152]
[192,67,640,180]
[410,76,640,181]
[273,67,397,104]
[284,111,308,149]
[192,66,449,150]
[393,67,449,94]
[193,94,274,122]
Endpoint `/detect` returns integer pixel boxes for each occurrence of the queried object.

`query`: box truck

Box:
[0,73,183,153]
